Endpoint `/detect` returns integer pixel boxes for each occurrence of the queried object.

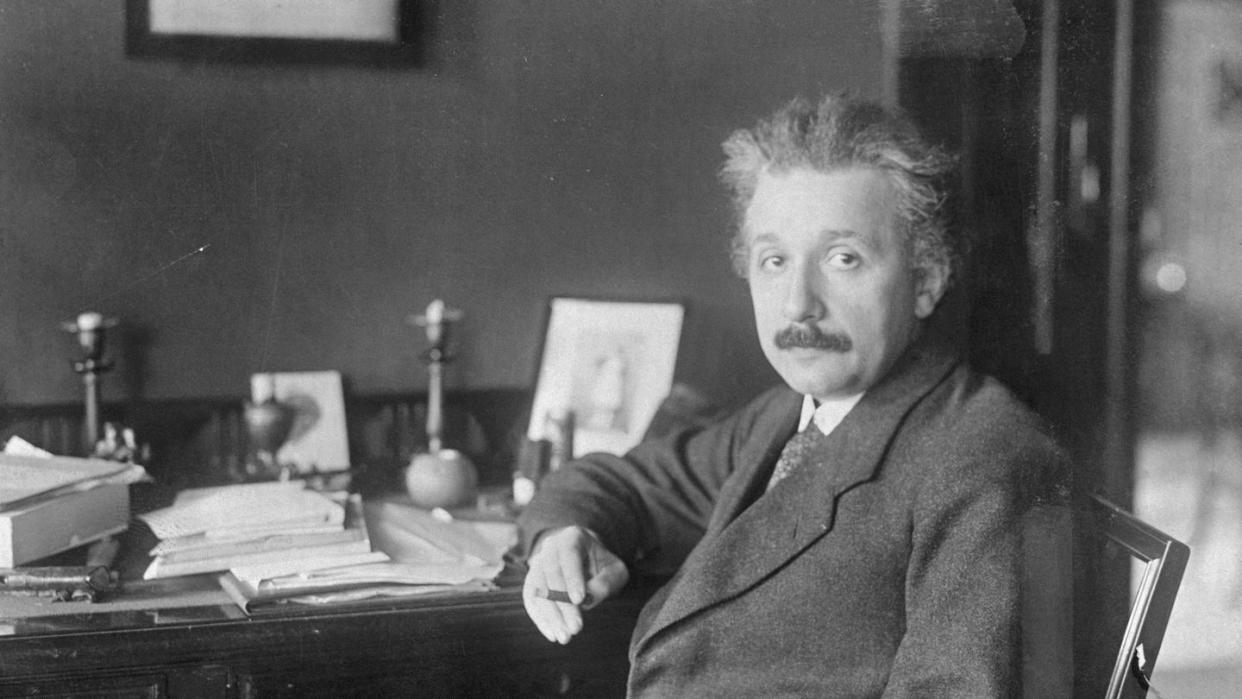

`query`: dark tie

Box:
[766,421,825,491]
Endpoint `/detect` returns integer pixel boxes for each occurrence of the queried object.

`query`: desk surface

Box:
[0,489,649,696]
[0,582,648,696]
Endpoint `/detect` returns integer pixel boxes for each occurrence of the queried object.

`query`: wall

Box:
[0,1,884,408]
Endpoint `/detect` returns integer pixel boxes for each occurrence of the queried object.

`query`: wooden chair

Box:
[1092,495,1190,699]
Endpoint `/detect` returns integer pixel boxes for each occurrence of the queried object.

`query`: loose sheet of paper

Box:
[139,481,343,540]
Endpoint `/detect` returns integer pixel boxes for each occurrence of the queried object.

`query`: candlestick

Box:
[404,300,477,509]
[62,312,117,454]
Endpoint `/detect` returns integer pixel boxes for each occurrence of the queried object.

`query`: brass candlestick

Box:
[62,311,117,455]
[404,300,478,509]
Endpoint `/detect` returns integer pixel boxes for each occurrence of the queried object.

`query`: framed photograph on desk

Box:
[527,297,685,459]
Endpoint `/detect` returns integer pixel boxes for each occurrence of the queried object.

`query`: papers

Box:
[140,485,366,580]
[217,567,494,614]
[138,481,343,541]
[0,450,140,513]
[365,499,514,567]
[231,551,393,586]
[216,497,516,614]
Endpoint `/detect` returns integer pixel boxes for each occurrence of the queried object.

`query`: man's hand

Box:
[522,526,629,645]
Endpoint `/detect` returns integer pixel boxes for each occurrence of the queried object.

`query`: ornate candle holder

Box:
[404,300,478,509]
[62,311,117,454]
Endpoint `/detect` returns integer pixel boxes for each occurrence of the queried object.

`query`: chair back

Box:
[1091,495,1190,699]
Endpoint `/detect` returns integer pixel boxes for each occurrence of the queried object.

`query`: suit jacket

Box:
[517,331,1068,697]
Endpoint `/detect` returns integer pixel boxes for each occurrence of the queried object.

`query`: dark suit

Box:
[518,332,1069,697]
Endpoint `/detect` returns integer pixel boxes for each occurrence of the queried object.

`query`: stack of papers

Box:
[139,482,377,580]
[217,496,516,614]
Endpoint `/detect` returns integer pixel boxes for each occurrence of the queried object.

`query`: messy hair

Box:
[721,94,959,279]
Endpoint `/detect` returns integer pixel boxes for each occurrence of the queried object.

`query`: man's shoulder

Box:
[902,363,1070,489]
[931,363,1054,439]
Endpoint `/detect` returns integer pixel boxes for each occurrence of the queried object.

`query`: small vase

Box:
[244,398,296,480]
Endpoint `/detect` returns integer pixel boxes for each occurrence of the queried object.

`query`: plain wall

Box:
[0,0,884,408]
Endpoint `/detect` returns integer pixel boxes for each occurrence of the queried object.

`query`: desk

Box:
[0,486,650,698]
[0,580,647,697]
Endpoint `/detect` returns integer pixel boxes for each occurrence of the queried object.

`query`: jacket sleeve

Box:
[882,411,1071,697]
[515,388,786,574]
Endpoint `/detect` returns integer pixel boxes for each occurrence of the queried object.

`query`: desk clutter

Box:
[0,299,698,619]
[138,481,376,580]
[135,480,513,614]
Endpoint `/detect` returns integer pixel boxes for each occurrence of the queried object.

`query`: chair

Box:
[1091,494,1190,699]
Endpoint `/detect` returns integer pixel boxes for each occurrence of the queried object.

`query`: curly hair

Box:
[721,94,959,280]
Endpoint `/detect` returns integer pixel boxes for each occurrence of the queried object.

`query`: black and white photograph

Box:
[1,1,1240,696]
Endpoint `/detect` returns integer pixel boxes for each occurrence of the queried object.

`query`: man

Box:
[516,94,1067,696]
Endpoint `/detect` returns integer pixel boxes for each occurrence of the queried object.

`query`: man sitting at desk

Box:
[515,94,1067,696]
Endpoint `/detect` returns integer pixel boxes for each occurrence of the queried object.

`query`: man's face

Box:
[743,166,945,401]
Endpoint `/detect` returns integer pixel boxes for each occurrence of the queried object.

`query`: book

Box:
[0,483,129,568]
[0,452,135,513]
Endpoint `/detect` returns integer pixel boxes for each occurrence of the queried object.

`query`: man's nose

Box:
[782,262,824,322]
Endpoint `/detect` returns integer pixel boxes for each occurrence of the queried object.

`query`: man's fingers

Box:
[554,537,590,605]
[583,557,630,610]
[521,526,625,643]
[524,576,581,644]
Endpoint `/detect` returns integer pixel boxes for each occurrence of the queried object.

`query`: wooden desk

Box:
[0,486,650,698]
[0,581,647,697]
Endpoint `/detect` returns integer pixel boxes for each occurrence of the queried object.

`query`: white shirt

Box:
[797,393,864,436]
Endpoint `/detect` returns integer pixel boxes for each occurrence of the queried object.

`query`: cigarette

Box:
[534,588,593,606]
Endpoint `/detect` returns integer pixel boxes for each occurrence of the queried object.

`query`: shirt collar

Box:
[797,392,864,435]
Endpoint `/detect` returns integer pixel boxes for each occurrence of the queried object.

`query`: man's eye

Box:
[827,252,859,270]
[757,255,785,272]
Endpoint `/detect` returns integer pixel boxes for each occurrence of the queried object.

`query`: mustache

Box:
[774,325,852,352]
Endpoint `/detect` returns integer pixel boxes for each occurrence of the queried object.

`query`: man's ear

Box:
[913,263,949,320]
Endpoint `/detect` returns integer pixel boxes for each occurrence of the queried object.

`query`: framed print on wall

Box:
[126,0,423,65]
[526,297,686,459]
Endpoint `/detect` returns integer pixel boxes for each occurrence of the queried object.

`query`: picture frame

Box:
[251,370,351,475]
[526,297,686,459]
[125,0,423,66]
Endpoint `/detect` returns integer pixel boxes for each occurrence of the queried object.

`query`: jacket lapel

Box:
[702,391,801,534]
[633,332,961,652]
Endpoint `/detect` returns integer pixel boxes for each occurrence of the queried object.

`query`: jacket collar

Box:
[632,329,962,652]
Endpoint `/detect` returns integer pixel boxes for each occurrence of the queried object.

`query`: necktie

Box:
[766,421,825,491]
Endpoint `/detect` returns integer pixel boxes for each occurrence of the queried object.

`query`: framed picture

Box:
[526,297,686,459]
[126,0,422,65]
[251,370,351,474]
